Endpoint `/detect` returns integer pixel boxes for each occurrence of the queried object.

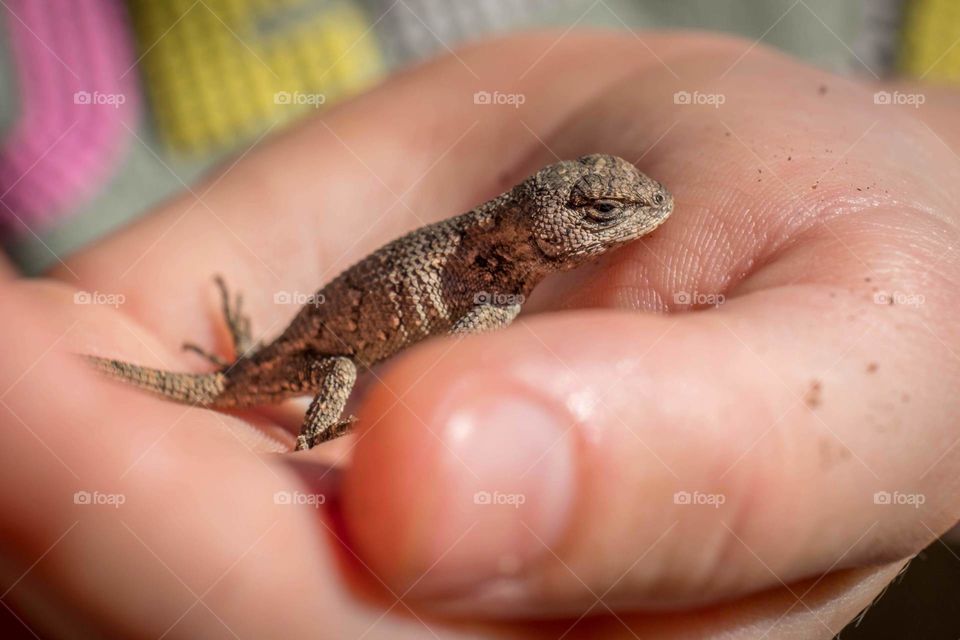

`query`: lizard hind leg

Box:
[294,357,358,451]
[182,275,259,366]
[213,275,257,358]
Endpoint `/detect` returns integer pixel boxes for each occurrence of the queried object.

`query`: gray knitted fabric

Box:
[853,0,906,77]
[359,0,569,65]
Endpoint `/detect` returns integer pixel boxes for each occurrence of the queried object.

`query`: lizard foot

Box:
[213,275,259,359]
[294,415,359,451]
[181,342,228,367]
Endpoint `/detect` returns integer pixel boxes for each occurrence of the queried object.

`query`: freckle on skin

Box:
[866,362,878,373]
[805,380,822,408]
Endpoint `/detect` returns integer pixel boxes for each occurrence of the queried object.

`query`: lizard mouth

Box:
[642,197,674,233]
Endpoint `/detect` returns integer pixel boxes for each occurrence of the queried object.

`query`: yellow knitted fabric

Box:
[900,0,960,81]
[129,0,384,153]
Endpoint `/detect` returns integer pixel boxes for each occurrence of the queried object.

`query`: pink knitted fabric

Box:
[0,0,138,234]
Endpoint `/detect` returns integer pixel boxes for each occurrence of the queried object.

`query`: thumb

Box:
[341,290,958,617]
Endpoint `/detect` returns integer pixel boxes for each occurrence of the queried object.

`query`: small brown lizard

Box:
[84,154,673,450]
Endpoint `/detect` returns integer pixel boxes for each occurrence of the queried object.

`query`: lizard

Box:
[84,154,674,451]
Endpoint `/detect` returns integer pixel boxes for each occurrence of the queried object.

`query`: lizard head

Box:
[517,154,673,269]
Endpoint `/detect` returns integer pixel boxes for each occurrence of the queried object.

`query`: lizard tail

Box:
[82,355,228,407]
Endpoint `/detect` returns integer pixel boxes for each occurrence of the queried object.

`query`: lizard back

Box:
[272,192,533,368]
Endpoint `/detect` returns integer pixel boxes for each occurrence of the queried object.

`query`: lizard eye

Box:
[654,193,665,205]
[586,200,621,222]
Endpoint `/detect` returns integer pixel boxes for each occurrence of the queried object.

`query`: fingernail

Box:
[407,377,576,602]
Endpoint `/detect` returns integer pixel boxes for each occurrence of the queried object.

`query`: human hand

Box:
[2,32,958,638]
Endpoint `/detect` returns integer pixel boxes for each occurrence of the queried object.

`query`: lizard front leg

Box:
[451,303,521,335]
[295,357,358,451]
[295,306,517,450]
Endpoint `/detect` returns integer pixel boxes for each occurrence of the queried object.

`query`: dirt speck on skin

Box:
[866,362,878,373]
[805,380,822,408]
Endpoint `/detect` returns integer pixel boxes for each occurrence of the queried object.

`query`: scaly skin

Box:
[84,154,674,450]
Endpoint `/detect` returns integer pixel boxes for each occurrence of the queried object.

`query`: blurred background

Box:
[5,0,955,274]
[0,1,956,637]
